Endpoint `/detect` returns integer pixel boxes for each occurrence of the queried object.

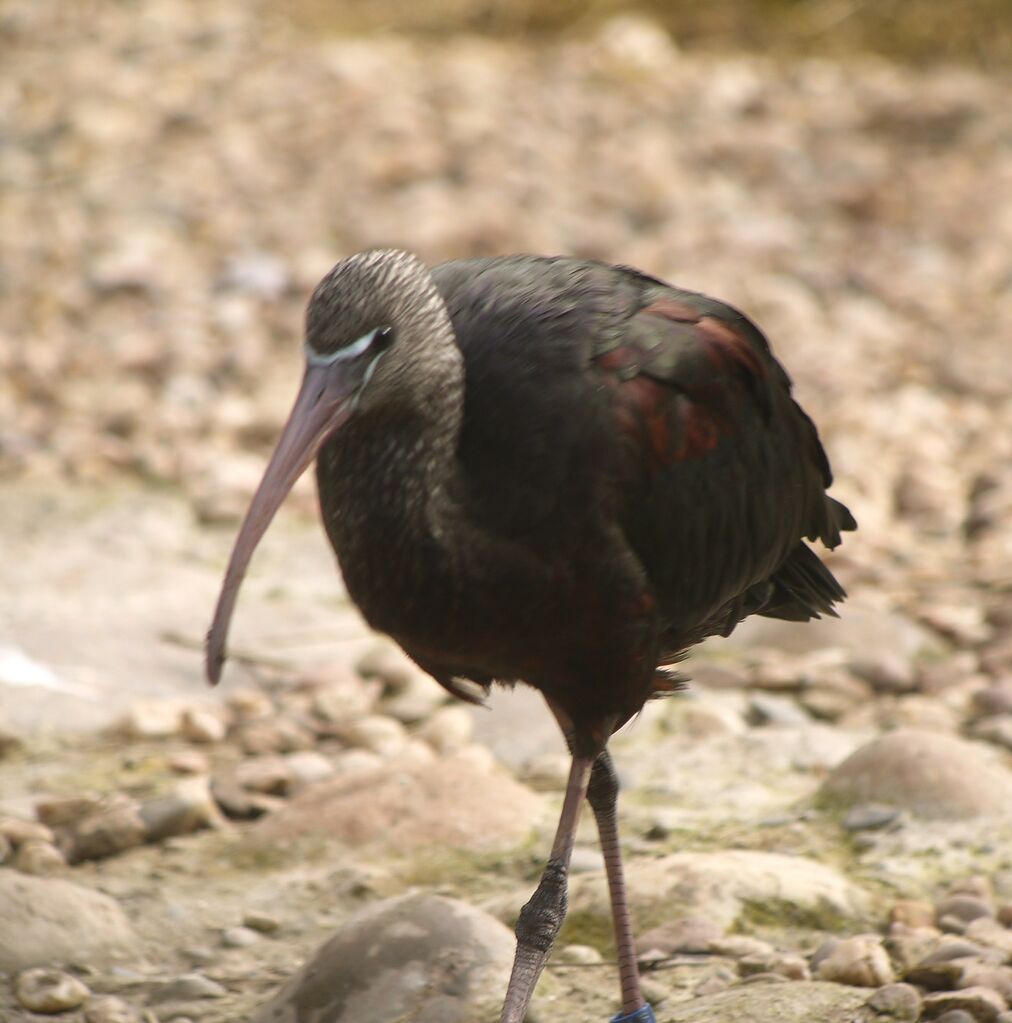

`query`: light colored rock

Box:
[180,707,228,743]
[62,801,147,862]
[0,817,55,846]
[119,698,186,738]
[340,714,408,757]
[0,870,137,970]
[567,850,870,934]
[83,995,142,1023]
[150,973,228,1002]
[84,995,142,1023]
[167,750,210,774]
[222,925,260,948]
[309,672,381,723]
[637,916,725,956]
[14,839,67,874]
[284,750,336,790]
[251,894,514,1023]
[663,980,869,1022]
[866,982,922,1021]
[15,967,90,1013]
[816,933,895,987]
[140,776,223,841]
[254,751,540,853]
[381,671,447,724]
[416,705,474,753]
[227,687,275,721]
[820,729,1012,819]
[236,755,293,795]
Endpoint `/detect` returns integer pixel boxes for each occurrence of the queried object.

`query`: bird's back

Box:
[432,255,855,654]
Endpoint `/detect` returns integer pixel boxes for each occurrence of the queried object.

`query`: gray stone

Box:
[61,801,147,862]
[150,972,228,1003]
[820,729,1012,819]
[251,894,514,1023]
[922,987,1008,1022]
[843,803,904,831]
[15,967,90,1013]
[222,926,260,948]
[747,693,811,727]
[637,915,725,956]
[937,895,995,925]
[0,870,137,970]
[663,980,869,1022]
[866,982,922,1021]
[254,751,540,854]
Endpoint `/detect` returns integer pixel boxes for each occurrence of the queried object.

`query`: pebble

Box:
[747,693,811,727]
[139,777,222,841]
[167,750,210,774]
[62,801,147,863]
[235,755,293,795]
[120,699,185,739]
[816,933,895,987]
[555,943,603,965]
[284,750,336,790]
[866,982,922,1021]
[221,925,260,948]
[84,995,142,1023]
[340,714,409,757]
[15,967,90,1013]
[521,752,572,790]
[922,987,1008,1021]
[965,918,1012,955]
[973,684,1012,717]
[637,916,725,956]
[891,900,937,929]
[843,803,904,831]
[937,895,996,925]
[309,672,382,723]
[0,816,56,845]
[415,704,474,753]
[15,838,68,874]
[151,972,228,1002]
[227,687,275,721]
[180,707,228,743]
[242,911,281,934]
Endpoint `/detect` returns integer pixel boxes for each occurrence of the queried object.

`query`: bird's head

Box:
[205,248,456,684]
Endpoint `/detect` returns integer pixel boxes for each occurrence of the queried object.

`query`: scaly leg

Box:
[499,752,593,1023]
[545,699,652,1022]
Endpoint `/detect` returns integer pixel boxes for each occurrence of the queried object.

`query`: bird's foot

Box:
[611,1005,657,1023]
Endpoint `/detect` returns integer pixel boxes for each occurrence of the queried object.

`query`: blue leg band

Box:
[611,1006,657,1023]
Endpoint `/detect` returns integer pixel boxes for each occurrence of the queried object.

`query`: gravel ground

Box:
[1,2,1011,1021]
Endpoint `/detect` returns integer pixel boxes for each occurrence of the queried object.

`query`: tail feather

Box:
[761,541,847,623]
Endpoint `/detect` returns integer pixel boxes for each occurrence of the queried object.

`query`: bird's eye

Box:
[372,326,394,352]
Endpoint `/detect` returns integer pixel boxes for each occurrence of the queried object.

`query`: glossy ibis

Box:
[207,249,855,1023]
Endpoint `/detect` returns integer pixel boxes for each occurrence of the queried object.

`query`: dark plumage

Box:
[207,250,855,1023]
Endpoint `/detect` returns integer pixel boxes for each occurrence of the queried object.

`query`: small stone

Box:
[0,817,55,846]
[167,750,210,774]
[922,987,1008,1022]
[227,687,274,721]
[747,693,811,726]
[235,755,293,795]
[180,707,227,743]
[556,944,603,965]
[35,796,102,828]
[569,846,605,873]
[938,896,996,925]
[309,672,381,723]
[151,973,228,1002]
[84,995,142,1023]
[16,968,90,1013]
[242,911,281,934]
[381,671,447,723]
[999,905,1012,927]
[843,803,904,831]
[709,935,775,959]
[340,714,408,757]
[15,839,67,874]
[891,900,937,929]
[355,643,418,690]
[330,749,385,776]
[284,750,336,790]
[637,916,725,956]
[964,918,1012,955]
[139,777,222,841]
[416,705,474,753]
[210,775,284,819]
[62,801,147,862]
[971,716,1012,752]
[941,914,970,935]
[120,699,185,739]
[972,684,1012,717]
[867,982,922,1021]
[959,967,1012,1003]
[221,926,260,948]
[816,934,895,987]
[521,752,571,790]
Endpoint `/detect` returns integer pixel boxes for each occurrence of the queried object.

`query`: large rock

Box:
[0,870,137,970]
[819,729,1012,820]
[254,750,541,853]
[664,981,870,1023]
[252,894,514,1023]
[565,850,870,933]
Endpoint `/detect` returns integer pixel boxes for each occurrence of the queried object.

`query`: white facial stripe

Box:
[305,329,378,366]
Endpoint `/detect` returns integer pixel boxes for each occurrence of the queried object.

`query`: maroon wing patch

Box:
[597,295,771,470]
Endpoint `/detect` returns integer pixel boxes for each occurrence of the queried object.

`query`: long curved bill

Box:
[205,360,357,684]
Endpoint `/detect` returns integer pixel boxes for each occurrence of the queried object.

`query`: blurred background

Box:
[1,2,1011,1020]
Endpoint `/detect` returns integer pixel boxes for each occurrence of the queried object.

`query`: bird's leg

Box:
[545,699,650,1021]
[587,749,648,1017]
[499,752,593,1023]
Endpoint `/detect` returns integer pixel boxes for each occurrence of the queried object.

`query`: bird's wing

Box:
[593,284,854,637]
